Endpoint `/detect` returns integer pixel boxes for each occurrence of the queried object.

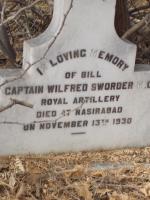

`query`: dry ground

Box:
[0,148,150,200]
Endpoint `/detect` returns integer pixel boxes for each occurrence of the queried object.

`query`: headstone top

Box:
[24,0,136,73]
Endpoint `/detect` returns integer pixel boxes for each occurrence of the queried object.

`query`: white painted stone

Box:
[0,0,149,155]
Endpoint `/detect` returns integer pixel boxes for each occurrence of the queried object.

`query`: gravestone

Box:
[0,0,150,155]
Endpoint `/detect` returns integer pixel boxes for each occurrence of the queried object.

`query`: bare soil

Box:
[0,148,149,200]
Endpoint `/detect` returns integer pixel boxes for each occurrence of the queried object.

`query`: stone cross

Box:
[0,0,150,155]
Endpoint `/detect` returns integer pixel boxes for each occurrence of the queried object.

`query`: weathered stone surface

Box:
[0,0,149,155]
